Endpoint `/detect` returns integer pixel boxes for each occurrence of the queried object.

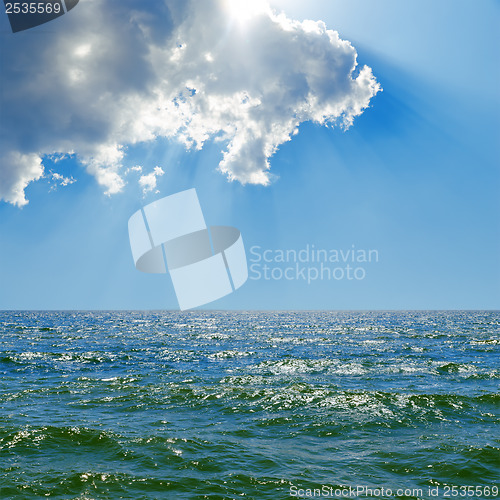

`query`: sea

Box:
[0,311,498,500]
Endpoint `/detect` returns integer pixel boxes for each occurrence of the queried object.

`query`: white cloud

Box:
[138,166,165,194]
[49,171,77,191]
[0,0,380,206]
[0,152,43,207]
[127,166,143,174]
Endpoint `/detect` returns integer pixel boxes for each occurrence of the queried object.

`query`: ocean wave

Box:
[0,310,498,499]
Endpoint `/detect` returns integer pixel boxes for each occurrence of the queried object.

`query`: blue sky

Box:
[0,0,498,310]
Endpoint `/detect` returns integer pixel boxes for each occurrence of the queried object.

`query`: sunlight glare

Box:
[225,0,270,23]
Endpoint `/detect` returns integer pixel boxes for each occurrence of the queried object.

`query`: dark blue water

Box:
[0,311,498,499]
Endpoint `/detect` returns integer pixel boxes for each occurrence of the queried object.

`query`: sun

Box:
[224,0,270,24]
